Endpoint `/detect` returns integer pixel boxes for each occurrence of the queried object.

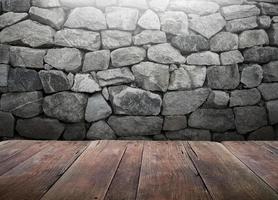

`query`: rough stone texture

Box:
[160,11,188,35]
[96,0,117,8]
[101,30,132,50]
[268,23,278,46]
[221,5,260,20]
[187,51,220,66]
[243,46,278,63]
[248,126,276,140]
[241,64,263,88]
[258,15,271,29]
[109,86,162,116]
[82,50,110,72]
[0,44,10,64]
[162,88,210,115]
[220,50,244,65]
[230,89,261,107]
[107,116,163,136]
[263,61,278,82]
[43,92,88,122]
[0,111,14,137]
[189,109,235,132]
[163,116,187,131]
[133,30,167,46]
[111,47,146,67]
[59,0,96,7]
[204,90,230,108]
[138,10,160,30]
[239,29,269,49]
[119,0,148,9]
[2,0,30,12]
[72,74,101,93]
[87,120,116,140]
[259,3,278,16]
[165,129,211,141]
[63,123,86,140]
[258,83,278,101]
[32,0,61,8]
[16,117,65,140]
[266,100,278,125]
[210,32,238,52]
[0,64,9,87]
[0,12,28,29]
[213,132,244,142]
[226,16,258,33]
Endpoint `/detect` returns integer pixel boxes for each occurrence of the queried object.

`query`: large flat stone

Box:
[230,89,261,107]
[187,51,220,65]
[0,111,14,137]
[225,16,258,33]
[82,50,110,72]
[160,11,188,35]
[101,30,132,50]
[239,29,269,49]
[0,12,28,29]
[258,83,278,101]
[133,30,167,46]
[221,5,260,20]
[243,46,278,63]
[111,47,146,67]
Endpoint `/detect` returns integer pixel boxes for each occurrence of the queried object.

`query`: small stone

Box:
[148,43,185,64]
[268,23,278,46]
[85,93,112,122]
[0,64,9,87]
[248,126,276,140]
[97,67,134,87]
[239,29,269,49]
[87,120,116,140]
[39,70,71,94]
[96,0,117,8]
[258,83,278,101]
[119,0,148,9]
[230,89,261,107]
[60,0,96,7]
[109,86,162,116]
[234,106,268,134]
[72,74,101,93]
[0,12,28,29]
[2,0,30,12]
[138,10,160,30]
[83,50,110,72]
[101,30,132,50]
[63,123,86,140]
[106,7,139,31]
[221,5,260,20]
[43,91,88,122]
[8,67,43,92]
[168,65,206,90]
[0,111,14,137]
[259,3,278,16]
[241,64,263,88]
[54,29,101,51]
[258,16,271,29]
[32,0,61,8]
[0,44,10,64]
[263,61,278,82]
[149,0,169,12]
[187,51,220,66]
[243,46,278,63]
[133,30,167,46]
[266,100,278,125]
[165,129,211,141]
[111,47,146,67]
[160,11,188,35]
[107,116,163,136]
[0,91,43,118]
[204,90,229,108]
[213,132,244,142]
[10,46,46,69]
[162,88,210,115]
[163,116,187,131]
[132,62,169,92]
[220,50,244,65]
[210,32,238,52]
[226,16,258,33]
[16,117,65,140]
[273,16,278,23]
[44,48,82,73]
[207,65,240,90]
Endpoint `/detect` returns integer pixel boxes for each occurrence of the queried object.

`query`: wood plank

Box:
[41,140,128,200]
[136,141,212,200]
[223,141,278,192]
[104,142,144,200]
[185,141,278,200]
[0,141,88,200]
[255,141,278,155]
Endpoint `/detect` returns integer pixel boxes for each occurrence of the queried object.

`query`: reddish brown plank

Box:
[136,141,212,200]
[185,141,278,200]
[41,140,128,200]
[104,142,144,200]
[255,141,278,155]
[223,141,278,192]
[0,141,88,200]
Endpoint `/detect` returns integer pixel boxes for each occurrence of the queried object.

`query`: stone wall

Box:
[0,0,278,141]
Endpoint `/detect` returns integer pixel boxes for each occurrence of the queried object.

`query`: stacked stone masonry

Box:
[0,0,278,141]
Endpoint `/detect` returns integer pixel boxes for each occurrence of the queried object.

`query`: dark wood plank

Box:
[185,141,278,200]
[223,141,278,192]
[136,141,212,200]
[0,141,88,200]
[104,142,144,200]
[41,140,128,200]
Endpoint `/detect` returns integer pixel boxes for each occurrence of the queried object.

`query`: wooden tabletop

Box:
[0,140,277,200]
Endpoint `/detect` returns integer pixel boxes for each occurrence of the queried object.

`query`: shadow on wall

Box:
[0,0,278,141]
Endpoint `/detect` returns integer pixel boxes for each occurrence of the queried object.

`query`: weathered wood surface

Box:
[0,140,277,200]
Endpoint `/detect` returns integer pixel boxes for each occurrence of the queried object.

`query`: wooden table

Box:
[0,140,277,200]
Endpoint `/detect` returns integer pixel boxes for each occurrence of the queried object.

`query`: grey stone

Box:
[163,115,187,131]
[221,5,260,20]
[132,62,169,92]
[63,123,86,140]
[153,134,167,140]
[0,20,55,47]
[72,74,101,93]
[273,16,278,23]
[10,46,46,69]
[243,46,278,63]
[187,51,220,66]
[118,136,151,140]
[109,86,162,116]
[54,29,101,51]
[248,126,276,140]
[32,0,61,8]
[0,44,10,64]
[258,15,271,29]
[171,35,209,54]
[138,9,160,30]
[106,7,139,31]
[165,129,211,141]
[241,64,263,88]
[230,89,261,107]
[148,43,185,64]
[85,93,112,122]
[60,0,96,7]
[83,50,110,72]
[0,91,43,118]
[259,3,278,16]
[102,87,109,100]
[101,30,132,50]
[189,13,226,39]
[97,67,134,87]
[266,100,278,125]
[8,68,43,92]
[118,0,148,9]
[0,12,28,29]
[234,106,268,134]
[210,32,238,52]
[220,50,244,65]
[239,29,269,49]
[213,132,244,142]
[168,65,206,90]
[65,7,106,31]
[0,111,14,137]
[39,70,71,94]
[133,30,167,46]
[111,47,146,67]
[96,0,117,8]
[258,83,278,101]
[162,88,210,115]
[268,23,278,46]
[16,117,65,140]
[225,16,258,33]
[205,90,230,108]
[160,11,188,35]
[210,0,244,6]
[149,0,169,12]
[2,0,30,12]
[0,64,9,87]
[107,116,163,136]
[87,120,116,140]
[43,92,88,122]
[44,48,82,73]
[207,65,240,89]
[263,61,278,82]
